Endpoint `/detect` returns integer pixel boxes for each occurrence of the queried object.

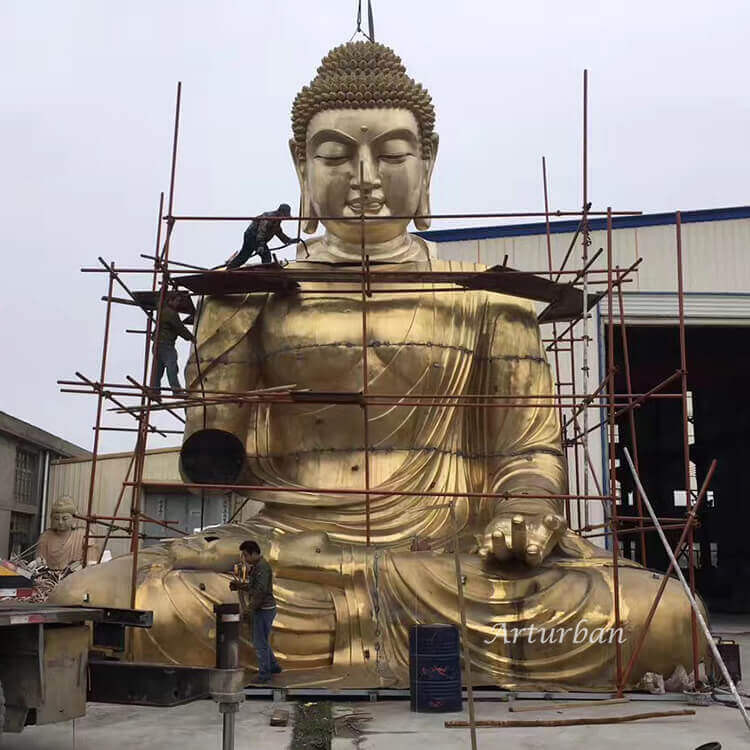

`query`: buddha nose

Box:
[352,150,381,193]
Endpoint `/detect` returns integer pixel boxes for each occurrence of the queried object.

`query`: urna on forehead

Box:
[291,41,436,159]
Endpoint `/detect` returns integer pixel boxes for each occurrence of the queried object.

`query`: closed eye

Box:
[314,155,351,165]
[379,153,412,163]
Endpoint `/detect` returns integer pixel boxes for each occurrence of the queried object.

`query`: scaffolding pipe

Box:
[82,264,115,568]
[675,211,701,688]
[167,208,642,223]
[606,208,624,693]
[622,448,750,734]
[616,268,647,566]
[450,501,478,750]
[581,69,591,528]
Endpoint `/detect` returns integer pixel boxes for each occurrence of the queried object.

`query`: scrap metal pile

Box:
[0,557,79,603]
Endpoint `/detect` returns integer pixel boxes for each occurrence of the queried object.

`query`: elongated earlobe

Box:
[301,185,319,234]
[414,185,431,230]
[290,138,318,234]
[413,133,438,231]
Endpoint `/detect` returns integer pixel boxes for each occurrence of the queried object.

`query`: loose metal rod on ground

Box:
[445,710,695,728]
[618,458,716,688]
[622,447,750,734]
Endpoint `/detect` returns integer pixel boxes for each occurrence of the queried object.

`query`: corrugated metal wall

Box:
[440,217,750,295]
[49,449,261,558]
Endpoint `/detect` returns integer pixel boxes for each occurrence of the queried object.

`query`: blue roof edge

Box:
[416,205,750,243]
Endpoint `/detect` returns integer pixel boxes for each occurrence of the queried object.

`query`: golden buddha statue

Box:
[52,41,706,690]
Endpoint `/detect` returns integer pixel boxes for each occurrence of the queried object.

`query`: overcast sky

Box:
[1,0,748,454]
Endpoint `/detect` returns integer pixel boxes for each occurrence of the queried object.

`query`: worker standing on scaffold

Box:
[152,294,194,394]
[225,203,296,268]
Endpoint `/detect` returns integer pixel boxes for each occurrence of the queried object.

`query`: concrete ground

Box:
[336,700,746,750]
[1,700,294,749]
[4,614,750,750]
[3,697,746,750]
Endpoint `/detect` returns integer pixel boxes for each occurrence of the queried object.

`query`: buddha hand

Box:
[479,510,567,568]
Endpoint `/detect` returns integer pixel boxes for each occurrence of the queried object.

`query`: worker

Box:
[230,540,281,683]
[152,294,194,393]
[225,203,296,268]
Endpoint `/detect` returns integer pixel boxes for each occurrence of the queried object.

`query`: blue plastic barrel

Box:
[409,624,462,712]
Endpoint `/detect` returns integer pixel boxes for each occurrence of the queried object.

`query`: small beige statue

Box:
[38,497,97,570]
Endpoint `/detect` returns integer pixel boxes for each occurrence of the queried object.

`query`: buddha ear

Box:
[414,133,439,231]
[289,138,319,234]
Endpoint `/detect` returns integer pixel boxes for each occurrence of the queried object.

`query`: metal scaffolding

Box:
[59,72,714,711]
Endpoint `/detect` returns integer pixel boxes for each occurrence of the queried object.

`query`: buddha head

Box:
[291,41,438,246]
[50,496,76,533]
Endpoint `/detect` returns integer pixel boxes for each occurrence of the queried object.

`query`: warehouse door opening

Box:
[609,325,750,612]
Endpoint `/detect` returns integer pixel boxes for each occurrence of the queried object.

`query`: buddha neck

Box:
[298,231,430,265]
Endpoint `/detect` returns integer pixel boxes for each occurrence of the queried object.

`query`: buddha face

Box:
[292,108,438,245]
[51,510,74,533]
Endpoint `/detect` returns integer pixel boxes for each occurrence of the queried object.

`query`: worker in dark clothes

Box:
[230,540,281,683]
[225,204,295,268]
[152,295,194,393]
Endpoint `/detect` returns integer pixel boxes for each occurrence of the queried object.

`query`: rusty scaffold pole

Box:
[129,81,182,611]
[542,156,571,526]
[606,207,624,694]
[615,266,648,566]
[676,210,701,687]
[96,192,165,560]
[580,69,592,530]
[82,262,116,567]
